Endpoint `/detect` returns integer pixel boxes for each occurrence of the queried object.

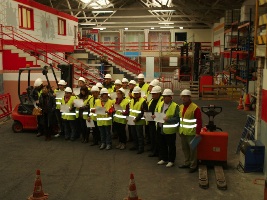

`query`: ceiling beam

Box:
[80,21,208,24]
[77,14,195,19]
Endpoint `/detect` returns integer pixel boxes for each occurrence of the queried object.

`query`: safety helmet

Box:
[132,86,141,94]
[118,88,125,95]
[104,74,112,79]
[100,88,109,94]
[58,80,67,86]
[91,86,100,92]
[137,73,145,79]
[64,87,72,93]
[129,80,136,85]
[34,78,43,87]
[150,86,162,94]
[96,82,103,88]
[114,79,122,85]
[180,89,191,96]
[162,89,174,96]
[122,78,129,83]
[78,77,85,82]
[149,79,159,87]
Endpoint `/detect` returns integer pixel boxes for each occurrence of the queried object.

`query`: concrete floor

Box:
[0,99,264,200]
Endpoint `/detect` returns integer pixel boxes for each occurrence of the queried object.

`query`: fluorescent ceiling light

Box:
[93,27,106,30]
[179,27,184,29]
[80,23,96,25]
[158,22,174,25]
[92,10,114,14]
[124,28,128,30]
[151,27,155,29]
[152,10,175,12]
[160,26,174,29]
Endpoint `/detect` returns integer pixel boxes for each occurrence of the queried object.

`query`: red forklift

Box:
[11,65,58,132]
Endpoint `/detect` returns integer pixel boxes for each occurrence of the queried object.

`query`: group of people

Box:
[30,73,202,172]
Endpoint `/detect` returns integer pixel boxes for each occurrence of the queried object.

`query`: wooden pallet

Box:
[202,85,243,100]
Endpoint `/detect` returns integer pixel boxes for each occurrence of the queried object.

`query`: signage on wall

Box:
[88,30,99,34]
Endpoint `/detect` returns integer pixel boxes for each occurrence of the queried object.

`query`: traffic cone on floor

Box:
[244,93,251,111]
[123,173,142,200]
[28,170,48,200]
[237,96,244,110]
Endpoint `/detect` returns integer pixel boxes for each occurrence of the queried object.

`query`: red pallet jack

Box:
[198,105,228,190]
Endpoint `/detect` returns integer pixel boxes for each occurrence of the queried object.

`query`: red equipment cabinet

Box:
[197,131,228,163]
[199,75,213,93]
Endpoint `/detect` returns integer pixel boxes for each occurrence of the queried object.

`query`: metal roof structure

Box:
[34,0,245,30]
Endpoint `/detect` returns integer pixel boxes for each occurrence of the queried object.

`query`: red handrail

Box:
[0,93,12,119]
[0,25,103,84]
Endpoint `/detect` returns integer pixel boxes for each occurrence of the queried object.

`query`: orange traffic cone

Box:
[28,170,48,200]
[124,173,142,200]
[237,96,244,110]
[244,93,251,111]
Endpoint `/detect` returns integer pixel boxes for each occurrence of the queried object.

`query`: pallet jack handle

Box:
[201,105,223,132]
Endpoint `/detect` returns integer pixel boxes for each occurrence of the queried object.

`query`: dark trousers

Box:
[99,125,112,145]
[158,127,176,162]
[42,113,53,139]
[149,122,158,155]
[131,125,144,151]
[63,120,76,140]
[92,120,100,144]
[78,118,88,141]
[37,115,44,134]
[127,125,133,141]
[55,109,63,134]
[145,124,150,143]
[114,122,126,144]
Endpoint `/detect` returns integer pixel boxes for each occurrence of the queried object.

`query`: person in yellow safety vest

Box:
[87,86,101,146]
[113,88,130,150]
[146,86,163,158]
[30,78,44,137]
[137,73,149,96]
[144,79,160,145]
[94,88,114,150]
[54,79,67,138]
[75,86,91,143]
[153,88,180,168]
[129,86,148,154]
[103,74,114,94]
[126,79,137,142]
[61,87,77,141]
[178,89,202,173]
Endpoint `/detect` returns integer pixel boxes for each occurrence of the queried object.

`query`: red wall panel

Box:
[3,50,33,70]
[262,89,267,122]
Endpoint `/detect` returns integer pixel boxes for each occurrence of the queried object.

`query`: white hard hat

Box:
[129,80,136,85]
[100,88,109,94]
[162,89,174,96]
[34,78,43,87]
[118,88,125,95]
[58,80,67,85]
[149,79,159,87]
[122,78,129,83]
[137,73,145,79]
[150,86,162,94]
[91,86,100,92]
[96,82,103,88]
[132,86,141,94]
[104,74,112,79]
[64,87,72,93]
[114,79,122,85]
[180,89,191,96]
[78,77,85,82]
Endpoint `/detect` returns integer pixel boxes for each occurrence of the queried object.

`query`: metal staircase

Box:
[78,38,142,76]
[0,25,103,85]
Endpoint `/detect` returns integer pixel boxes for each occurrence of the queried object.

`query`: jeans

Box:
[114,122,126,144]
[131,125,144,151]
[99,125,112,145]
[63,120,76,140]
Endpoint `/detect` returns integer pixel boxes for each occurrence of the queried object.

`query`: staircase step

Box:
[11,49,24,54]
[18,53,30,57]
[25,56,36,61]
[4,45,17,50]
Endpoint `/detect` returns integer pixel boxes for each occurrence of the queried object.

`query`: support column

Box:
[119,29,124,51]
[255,57,264,139]
[144,29,149,50]
[0,25,3,94]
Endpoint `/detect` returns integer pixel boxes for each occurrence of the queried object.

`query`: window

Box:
[58,18,66,36]
[18,5,34,30]
[175,32,187,42]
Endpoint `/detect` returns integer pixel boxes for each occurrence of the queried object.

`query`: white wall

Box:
[170,29,212,42]
[1,0,78,46]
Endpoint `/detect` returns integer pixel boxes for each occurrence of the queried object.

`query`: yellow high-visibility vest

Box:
[113,98,130,124]
[129,97,146,125]
[95,99,114,126]
[179,103,198,135]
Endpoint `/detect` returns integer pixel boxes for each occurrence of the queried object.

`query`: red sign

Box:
[88,30,99,34]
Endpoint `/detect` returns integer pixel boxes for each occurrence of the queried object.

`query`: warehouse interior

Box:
[0,0,267,199]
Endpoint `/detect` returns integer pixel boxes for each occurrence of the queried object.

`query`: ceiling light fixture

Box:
[152,9,175,12]
[92,10,114,14]
[158,22,174,25]
[179,27,184,29]
[151,27,155,30]
[124,28,128,30]
[80,23,96,25]
[160,26,174,29]
[93,27,106,30]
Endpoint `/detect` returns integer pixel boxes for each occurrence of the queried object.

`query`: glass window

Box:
[18,5,34,30]
[58,18,66,36]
